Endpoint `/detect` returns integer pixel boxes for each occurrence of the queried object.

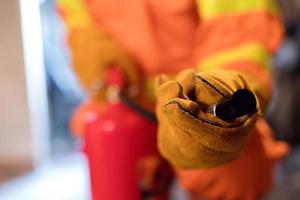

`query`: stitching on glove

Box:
[196,75,228,98]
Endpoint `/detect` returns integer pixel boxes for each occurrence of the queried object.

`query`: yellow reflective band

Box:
[198,43,270,71]
[57,0,92,29]
[197,0,278,20]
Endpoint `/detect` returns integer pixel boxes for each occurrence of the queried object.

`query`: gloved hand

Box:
[137,155,173,200]
[68,26,142,100]
[155,69,259,169]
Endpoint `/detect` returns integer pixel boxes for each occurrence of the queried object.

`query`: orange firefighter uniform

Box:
[57,0,289,199]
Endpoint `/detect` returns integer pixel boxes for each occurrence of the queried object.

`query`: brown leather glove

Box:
[137,155,173,200]
[68,26,141,100]
[155,69,259,169]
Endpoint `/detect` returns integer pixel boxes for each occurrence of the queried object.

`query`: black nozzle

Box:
[214,89,257,121]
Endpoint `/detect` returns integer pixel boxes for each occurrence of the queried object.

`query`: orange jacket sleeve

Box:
[194,0,284,105]
[177,1,289,200]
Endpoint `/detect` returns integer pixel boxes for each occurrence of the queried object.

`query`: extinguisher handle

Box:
[106,65,126,88]
[106,64,157,123]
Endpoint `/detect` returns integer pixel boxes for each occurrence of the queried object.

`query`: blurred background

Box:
[0,0,300,199]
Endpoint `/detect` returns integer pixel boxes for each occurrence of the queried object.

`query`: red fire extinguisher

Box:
[81,66,172,200]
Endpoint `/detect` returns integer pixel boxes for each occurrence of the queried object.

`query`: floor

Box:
[0,152,189,200]
[0,153,91,200]
[1,151,300,200]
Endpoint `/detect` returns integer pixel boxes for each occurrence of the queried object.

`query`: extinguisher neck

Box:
[106,65,125,104]
[107,86,121,104]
